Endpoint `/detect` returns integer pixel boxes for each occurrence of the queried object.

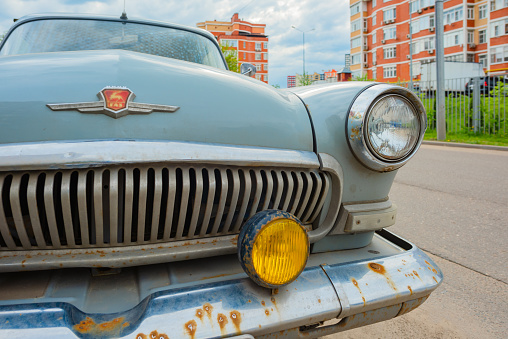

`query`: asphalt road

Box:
[325,144,508,338]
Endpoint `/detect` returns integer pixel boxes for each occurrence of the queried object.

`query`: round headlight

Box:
[238,210,309,289]
[366,95,420,161]
[347,85,426,172]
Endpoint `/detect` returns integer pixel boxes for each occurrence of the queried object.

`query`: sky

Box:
[0,0,351,88]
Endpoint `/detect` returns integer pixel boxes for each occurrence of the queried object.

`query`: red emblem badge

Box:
[101,88,133,112]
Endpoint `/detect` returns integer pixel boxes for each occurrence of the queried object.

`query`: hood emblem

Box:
[47,87,180,119]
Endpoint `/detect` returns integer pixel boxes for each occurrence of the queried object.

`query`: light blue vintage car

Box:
[0,13,441,338]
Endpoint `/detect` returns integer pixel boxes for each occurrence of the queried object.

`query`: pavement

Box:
[324,143,508,338]
[422,140,508,152]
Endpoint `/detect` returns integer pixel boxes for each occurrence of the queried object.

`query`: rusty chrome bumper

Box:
[0,230,442,338]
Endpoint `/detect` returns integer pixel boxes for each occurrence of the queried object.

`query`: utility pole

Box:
[292,26,315,81]
[435,0,446,140]
[409,3,413,91]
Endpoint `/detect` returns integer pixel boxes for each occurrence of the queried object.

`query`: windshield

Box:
[0,19,226,69]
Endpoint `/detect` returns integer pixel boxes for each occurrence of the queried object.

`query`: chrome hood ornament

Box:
[47,87,180,119]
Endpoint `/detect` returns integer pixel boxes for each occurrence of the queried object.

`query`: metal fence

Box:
[397,74,507,136]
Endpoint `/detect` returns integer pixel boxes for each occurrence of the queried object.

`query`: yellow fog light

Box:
[238,210,309,288]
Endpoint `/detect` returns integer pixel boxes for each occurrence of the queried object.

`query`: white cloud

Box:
[0,0,351,87]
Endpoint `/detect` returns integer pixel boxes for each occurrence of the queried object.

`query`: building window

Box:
[373,31,377,44]
[351,36,362,48]
[373,13,376,26]
[221,39,238,48]
[255,53,261,60]
[243,52,246,59]
[351,3,361,16]
[383,65,397,78]
[263,42,268,49]
[467,54,475,62]
[468,30,474,44]
[444,7,463,25]
[373,51,377,64]
[351,53,361,65]
[263,75,267,81]
[411,19,420,34]
[383,46,396,59]
[490,0,508,11]
[479,54,487,68]
[490,19,508,37]
[264,53,268,60]
[255,64,261,71]
[383,8,396,22]
[255,42,262,51]
[479,5,487,19]
[383,27,396,40]
[490,46,508,63]
[444,54,463,62]
[467,6,474,19]
[243,41,246,48]
[479,30,487,44]
[372,69,377,80]
[351,19,361,32]
[373,0,376,8]
[444,31,463,47]
[255,74,261,80]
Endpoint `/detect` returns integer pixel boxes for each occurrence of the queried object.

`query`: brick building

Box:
[350,0,508,82]
[287,75,296,88]
[197,13,269,84]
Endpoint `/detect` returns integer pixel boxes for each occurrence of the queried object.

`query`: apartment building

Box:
[197,13,269,84]
[350,0,508,82]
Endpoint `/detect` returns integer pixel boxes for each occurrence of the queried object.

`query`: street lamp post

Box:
[291,25,315,81]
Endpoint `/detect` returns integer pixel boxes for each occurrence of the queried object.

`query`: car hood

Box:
[0,50,313,151]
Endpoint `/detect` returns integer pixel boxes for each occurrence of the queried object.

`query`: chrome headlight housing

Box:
[347,84,427,172]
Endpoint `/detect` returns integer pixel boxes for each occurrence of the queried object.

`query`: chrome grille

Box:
[0,165,330,250]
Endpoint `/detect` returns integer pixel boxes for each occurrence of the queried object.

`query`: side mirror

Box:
[241,63,256,77]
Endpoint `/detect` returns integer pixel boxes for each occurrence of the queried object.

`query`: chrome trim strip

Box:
[330,199,396,235]
[347,84,427,172]
[0,140,320,171]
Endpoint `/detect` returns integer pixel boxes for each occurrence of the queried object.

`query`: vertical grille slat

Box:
[222,169,240,234]
[260,170,273,211]
[162,169,176,240]
[175,169,190,239]
[231,170,252,233]
[289,172,304,216]
[77,171,90,246]
[136,169,148,243]
[296,172,312,220]
[60,172,76,247]
[123,169,134,244]
[271,171,284,210]
[210,169,228,235]
[187,168,204,238]
[309,173,331,223]
[150,168,163,242]
[93,171,104,246]
[0,165,333,251]
[44,174,62,248]
[302,172,322,222]
[199,169,216,237]
[9,175,32,249]
[281,171,294,212]
[27,174,47,248]
[247,170,263,219]
[109,169,119,245]
[0,175,17,248]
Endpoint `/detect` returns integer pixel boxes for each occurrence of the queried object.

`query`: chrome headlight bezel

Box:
[347,84,427,172]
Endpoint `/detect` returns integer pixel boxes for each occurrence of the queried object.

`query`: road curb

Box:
[422,140,508,152]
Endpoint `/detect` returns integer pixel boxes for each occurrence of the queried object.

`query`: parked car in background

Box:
[465,76,502,96]
[0,13,441,338]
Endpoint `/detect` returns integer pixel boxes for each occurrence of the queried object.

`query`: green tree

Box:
[272,84,281,89]
[0,32,5,43]
[220,42,239,73]
[297,72,313,86]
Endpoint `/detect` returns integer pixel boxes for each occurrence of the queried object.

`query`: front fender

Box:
[287,83,397,203]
